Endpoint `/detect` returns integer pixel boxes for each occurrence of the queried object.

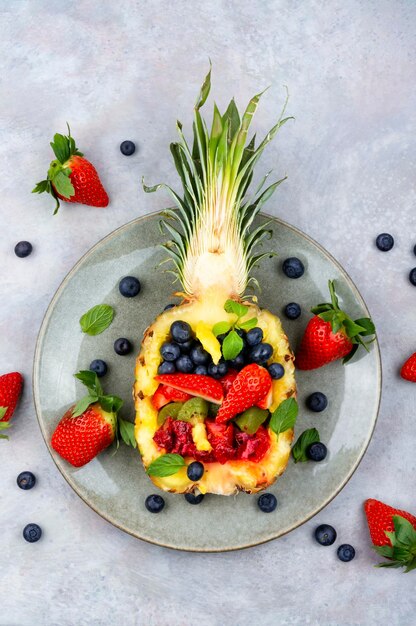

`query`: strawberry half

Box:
[216,364,272,423]
[155,373,224,404]
[152,384,192,410]
[400,352,416,382]
[33,125,109,214]
[51,370,135,467]
[364,498,416,572]
[0,372,23,440]
[296,280,376,370]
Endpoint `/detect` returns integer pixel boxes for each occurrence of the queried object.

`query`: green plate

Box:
[33,212,381,552]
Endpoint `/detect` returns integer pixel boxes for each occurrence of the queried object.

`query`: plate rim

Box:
[33,210,382,552]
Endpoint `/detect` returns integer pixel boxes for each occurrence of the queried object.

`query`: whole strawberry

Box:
[0,372,23,440]
[216,364,272,423]
[51,370,135,467]
[33,125,109,214]
[296,280,376,370]
[364,498,416,572]
[400,352,416,382]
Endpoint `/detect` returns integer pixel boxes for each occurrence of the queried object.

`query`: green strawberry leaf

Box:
[118,418,137,448]
[75,370,103,396]
[32,180,50,194]
[343,318,367,338]
[147,453,186,477]
[79,304,114,336]
[99,395,123,414]
[373,544,394,559]
[0,406,8,420]
[50,133,71,163]
[212,321,232,336]
[224,299,248,319]
[52,170,75,199]
[292,427,320,463]
[72,394,98,418]
[270,398,298,437]
[237,317,258,330]
[355,317,376,336]
[342,343,359,364]
[222,330,244,360]
[392,515,416,546]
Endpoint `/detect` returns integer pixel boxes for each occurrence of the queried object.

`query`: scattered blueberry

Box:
[413,244,416,257]
[306,442,328,462]
[120,140,136,156]
[246,327,263,346]
[282,257,304,279]
[228,353,245,370]
[249,342,273,364]
[187,461,204,481]
[284,302,301,320]
[17,471,36,490]
[190,345,210,365]
[194,365,208,375]
[184,493,204,505]
[145,494,165,513]
[157,361,176,375]
[257,493,277,513]
[337,544,355,562]
[89,359,108,377]
[375,233,394,252]
[268,363,285,380]
[176,355,194,373]
[160,341,181,362]
[23,523,42,543]
[164,303,176,311]
[306,392,328,412]
[170,320,192,344]
[119,275,141,297]
[314,524,337,546]
[114,338,133,355]
[14,241,33,258]
[409,268,416,286]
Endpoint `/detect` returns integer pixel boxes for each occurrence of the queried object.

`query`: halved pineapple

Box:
[134,69,296,495]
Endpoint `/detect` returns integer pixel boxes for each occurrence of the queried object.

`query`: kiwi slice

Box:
[157,402,183,426]
[234,407,269,435]
[208,402,219,418]
[178,397,208,423]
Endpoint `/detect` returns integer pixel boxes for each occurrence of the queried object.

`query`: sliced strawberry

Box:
[235,425,270,462]
[216,364,272,423]
[256,386,273,409]
[152,384,191,410]
[206,421,236,464]
[219,369,238,396]
[155,374,224,404]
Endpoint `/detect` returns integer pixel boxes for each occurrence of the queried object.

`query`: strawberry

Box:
[0,372,23,440]
[155,373,224,404]
[256,386,273,409]
[219,369,238,396]
[296,280,376,370]
[215,364,272,423]
[33,125,109,214]
[51,370,135,467]
[364,499,416,572]
[152,384,192,410]
[400,352,416,382]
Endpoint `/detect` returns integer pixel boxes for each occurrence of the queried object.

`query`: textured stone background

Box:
[1,1,415,625]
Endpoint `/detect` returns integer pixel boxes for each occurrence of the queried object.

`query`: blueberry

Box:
[17,471,36,490]
[414,244,416,257]
[184,493,204,505]
[217,333,227,343]
[208,361,228,378]
[89,359,108,377]
[337,544,356,562]
[160,341,181,362]
[157,361,176,375]
[187,461,204,481]
[194,365,208,375]
[306,442,327,462]
[114,338,133,355]
[14,241,33,258]
[145,494,165,513]
[23,523,42,543]
[268,363,285,380]
[228,353,245,370]
[246,327,263,346]
[284,302,301,320]
[306,392,328,412]
[282,257,304,279]
[119,275,141,297]
[190,345,210,365]
[314,524,337,546]
[120,140,136,156]
[409,268,416,286]
[249,343,273,364]
[164,303,175,311]
[176,355,194,373]
[257,493,277,513]
[375,233,394,252]
[170,320,192,344]
[177,339,194,354]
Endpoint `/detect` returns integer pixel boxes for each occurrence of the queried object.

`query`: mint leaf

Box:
[75,370,103,396]
[292,428,320,463]
[119,418,137,448]
[147,453,185,477]
[224,299,248,318]
[52,170,75,198]
[80,304,114,336]
[212,321,231,336]
[237,317,258,330]
[0,406,8,420]
[222,330,244,360]
[72,394,98,418]
[99,395,123,414]
[270,398,298,437]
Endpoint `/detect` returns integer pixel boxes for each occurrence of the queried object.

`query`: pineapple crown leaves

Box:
[311,280,376,364]
[143,67,293,297]
[32,123,83,215]
[373,515,416,573]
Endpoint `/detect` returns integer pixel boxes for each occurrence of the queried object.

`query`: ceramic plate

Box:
[33,212,381,552]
